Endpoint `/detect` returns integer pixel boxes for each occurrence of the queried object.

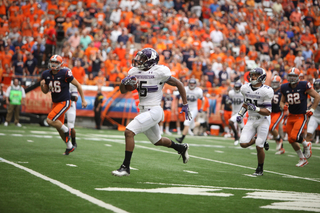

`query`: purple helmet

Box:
[188,78,197,90]
[132,48,159,71]
[249,67,266,85]
[234,82,242,93]
[314,79,320,93]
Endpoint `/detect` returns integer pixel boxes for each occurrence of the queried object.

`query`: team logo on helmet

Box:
[287,67,300,85]
[271,76,282,89]
[49,55,63,71]
[249,67,267,85]
[132,48,159,71]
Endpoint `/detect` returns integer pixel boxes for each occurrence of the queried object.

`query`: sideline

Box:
[0,157,128,213]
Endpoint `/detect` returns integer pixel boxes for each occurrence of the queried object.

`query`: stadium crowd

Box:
[0,0,320,93]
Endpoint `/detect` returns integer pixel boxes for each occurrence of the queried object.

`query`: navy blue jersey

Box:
[222,94,232,111]
[162,96,173,111]
[272,89,282,113]
[280,81,311,114]
[176,94,183,108]
[41,68,74,103]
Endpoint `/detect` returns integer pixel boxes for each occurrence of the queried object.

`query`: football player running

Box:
[280,67,320,167]
[270,76,286,154]
[228,81,244,145]
[112,48,192,177]
[175,78,204,143]
[306,79,320,144]
[65,83,78,149]
[236,68,274,176]
[40,55,87,155]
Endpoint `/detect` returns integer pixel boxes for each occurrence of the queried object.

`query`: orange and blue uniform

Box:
[41,68,74,124]
[280,81,311,143]
[269,89,284,132]
[162,95,173,122]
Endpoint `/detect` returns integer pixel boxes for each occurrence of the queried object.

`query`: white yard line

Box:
[0,157,128,213]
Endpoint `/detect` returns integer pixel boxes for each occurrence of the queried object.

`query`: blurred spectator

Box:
[43,24,57,65]
[72,59,86,85]
[24,53,38,77]
[94,85,103,129]
[86,73,95,85]
[68,31,81,52]
[0,83,6,124]
[94,71,106,87]
[80,30,92,51]
[4,78,25,127]
[12,54,24,83]
[90,51,104,77]
[218,63,229,86]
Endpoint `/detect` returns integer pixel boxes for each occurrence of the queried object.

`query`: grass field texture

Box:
[0,124,320,213]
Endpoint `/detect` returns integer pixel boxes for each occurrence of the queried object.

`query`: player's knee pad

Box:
[255,137,264,148]
[297,135,304,143]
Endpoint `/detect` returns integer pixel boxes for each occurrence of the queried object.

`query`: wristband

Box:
[238,106,247,116]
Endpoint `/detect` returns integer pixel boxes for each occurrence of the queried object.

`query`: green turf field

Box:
[0,124,319,213]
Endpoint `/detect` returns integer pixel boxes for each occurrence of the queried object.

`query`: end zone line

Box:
[0,157,128,213]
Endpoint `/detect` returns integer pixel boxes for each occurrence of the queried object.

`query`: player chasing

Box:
[175,78,204,143]
[305,79,320,146]
[236,68,274,176]
[270,76,286,154]
[228,82,244,145]
[280,68,320,167]
[112,48,192,177]
[40,55,87,155]
[65,83,78,149]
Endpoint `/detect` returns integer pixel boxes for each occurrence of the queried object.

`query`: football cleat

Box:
[303,142,312,159]
[296,158,308,167]
[275,148,285,155]
[63,146,75,155]
[112,165,130,177]
[253,168,263,176]
[65,128,71,143]
[275,138,283,151]
[264,141,269,151]
[72,141,77,149]
[178,143,189,164]
[175,137,183,144]
[234,140,239,146]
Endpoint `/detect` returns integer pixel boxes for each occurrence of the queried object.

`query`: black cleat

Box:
[264,141,269,151]
[112,164,130,176]
[72,141,77,149]
[175,137,183,144]
[253,168,263,176]
[178,143,189,164]
[63,146,75,155]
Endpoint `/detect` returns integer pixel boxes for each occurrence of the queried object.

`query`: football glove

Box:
[180,104,192,120]
[236,115,242,124]
[306,108,314,117]
[247,103,260,112]
[121,75,136,86]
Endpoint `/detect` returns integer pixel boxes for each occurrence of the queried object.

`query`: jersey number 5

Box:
[287,93,301,104]
[139,81,147,97]
[48,81,61,93]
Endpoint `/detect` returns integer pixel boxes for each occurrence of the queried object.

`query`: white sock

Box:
[296,149,305,159]
[60,125,68,133]
[165,126,170,132]
[302,140,308,147]
[177,128,181,133]
[66,141,72,149]
[224,126,229,133]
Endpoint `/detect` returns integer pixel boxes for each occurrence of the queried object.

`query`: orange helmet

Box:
[271,75,282,89]
[49,55,63,70]
[287,67,300,84]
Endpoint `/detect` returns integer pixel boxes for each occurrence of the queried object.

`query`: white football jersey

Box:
[229,89,244,115]
[128,65,171,106]
[185,86,203,110]
[240,83,274,117]
[311,93,320,117]
[69,83,78,98]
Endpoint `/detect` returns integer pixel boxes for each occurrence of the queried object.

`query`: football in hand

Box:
[124,76,139,91]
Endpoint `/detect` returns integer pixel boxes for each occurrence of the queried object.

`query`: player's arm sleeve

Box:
[160,66,172,83]
[65,69,74,83]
